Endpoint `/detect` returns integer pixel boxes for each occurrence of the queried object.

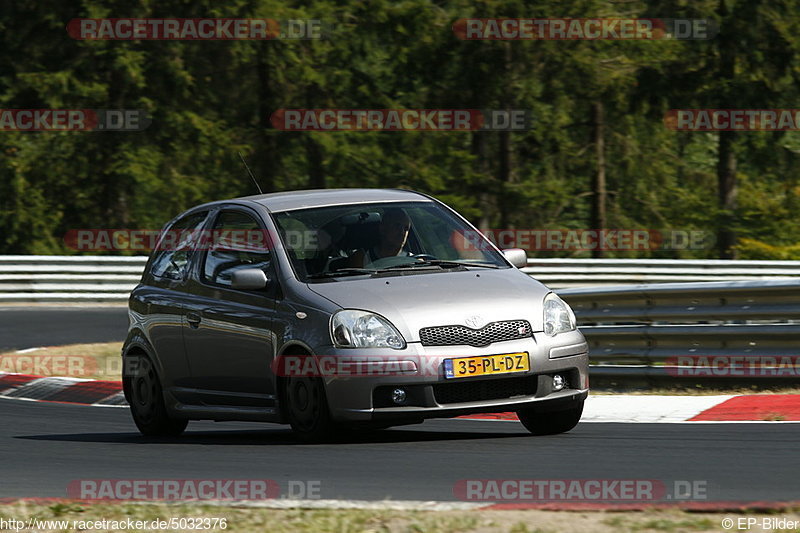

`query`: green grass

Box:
[0,342,122,380]
[604,516,718,532]
[1,502,798,533]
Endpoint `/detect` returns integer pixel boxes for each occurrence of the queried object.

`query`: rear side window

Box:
[203,210,272,288]
[149,211,209,280]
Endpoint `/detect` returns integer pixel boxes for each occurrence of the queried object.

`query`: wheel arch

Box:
[121,332,161,403]
[275,341,316,422]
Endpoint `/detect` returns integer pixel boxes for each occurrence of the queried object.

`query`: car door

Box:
[136,209,210,394]
[181,207,279,408]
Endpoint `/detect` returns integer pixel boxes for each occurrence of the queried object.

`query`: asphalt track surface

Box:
[1,398,799,503]
[1,309,799,504]
[0,307,129,351]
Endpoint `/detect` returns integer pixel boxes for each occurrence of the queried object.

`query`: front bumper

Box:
[314,330,589,422]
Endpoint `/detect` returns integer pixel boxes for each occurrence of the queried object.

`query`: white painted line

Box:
[1,392,798,421]
[13,347,43,354]
[455,395,738,423]
[0,396,40,403]
[0,373,98,383]
[581,394,735,423]
[2,376,83,399]
[0,383,797,424]
[457,417,800,424]
[93,391,128,407]
[146,499,488,511]
[629,420,800,424]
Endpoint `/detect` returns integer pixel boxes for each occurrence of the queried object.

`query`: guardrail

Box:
[3,255,800,302]
[559,279,800,384]
[523,258,800,287]
[0,255,146,302]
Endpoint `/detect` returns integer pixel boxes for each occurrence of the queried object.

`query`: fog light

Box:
[391,388,407,404]
[552,374,566,391]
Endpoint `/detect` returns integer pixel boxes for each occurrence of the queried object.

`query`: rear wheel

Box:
[126,354,187,437]
[517,400,583,436]
[284,376,338,441]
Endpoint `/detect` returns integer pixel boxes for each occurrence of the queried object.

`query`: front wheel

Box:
[126,354,187,437]
[517,400,583,436]
[284,376,338,441]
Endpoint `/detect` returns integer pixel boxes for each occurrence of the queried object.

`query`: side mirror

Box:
[231,268,269,290]
[502,248,528,269]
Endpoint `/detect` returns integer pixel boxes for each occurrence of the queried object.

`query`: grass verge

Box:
[1,502,799,533]
[0,342,123,380]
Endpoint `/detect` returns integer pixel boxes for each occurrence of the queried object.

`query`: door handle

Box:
[186,312,202,328]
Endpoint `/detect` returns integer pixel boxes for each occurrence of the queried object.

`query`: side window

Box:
[203,210,272,288]
[149,211,209,280]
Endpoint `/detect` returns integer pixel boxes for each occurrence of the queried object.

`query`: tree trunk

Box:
[256,41,276,193]
[103,68,129,228]
[716,0,737,258]
[717,131,737,258]
[591,101,607,259]
[497,128,512,229]
[497,43,514,230]
[306,136,325,189]
[471,132,492,231]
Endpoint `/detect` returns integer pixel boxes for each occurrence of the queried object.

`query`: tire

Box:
[517,400,583,436]
[126,354,188,437]
[283,376,338,441]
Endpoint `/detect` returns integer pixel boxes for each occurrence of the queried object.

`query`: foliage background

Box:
[1,0,799,258]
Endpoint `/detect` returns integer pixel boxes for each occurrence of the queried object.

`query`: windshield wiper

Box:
[306,268,380,279]
[307,260,500,279]
[392,259,500,269]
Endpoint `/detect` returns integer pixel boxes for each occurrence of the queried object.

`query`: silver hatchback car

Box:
[123,188,589,440]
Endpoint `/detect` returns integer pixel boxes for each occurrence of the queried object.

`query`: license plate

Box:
[444,353,530,379]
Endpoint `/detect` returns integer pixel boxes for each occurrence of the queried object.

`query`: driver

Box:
[350,207,412,268]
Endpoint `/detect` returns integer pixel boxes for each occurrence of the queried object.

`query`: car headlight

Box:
[543,293,577,336]
[331,310,406,349]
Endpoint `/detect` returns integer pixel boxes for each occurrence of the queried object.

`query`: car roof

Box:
[233,188,432,213]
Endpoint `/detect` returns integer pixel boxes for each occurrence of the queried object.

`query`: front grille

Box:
[433,376,537,404]
[419,320,532,347]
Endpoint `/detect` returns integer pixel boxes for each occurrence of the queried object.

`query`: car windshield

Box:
[272,201,509,281]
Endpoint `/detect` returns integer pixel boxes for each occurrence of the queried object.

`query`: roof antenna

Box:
[238,152,263,194]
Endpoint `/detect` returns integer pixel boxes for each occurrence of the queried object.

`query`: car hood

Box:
[307,268,551,342]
